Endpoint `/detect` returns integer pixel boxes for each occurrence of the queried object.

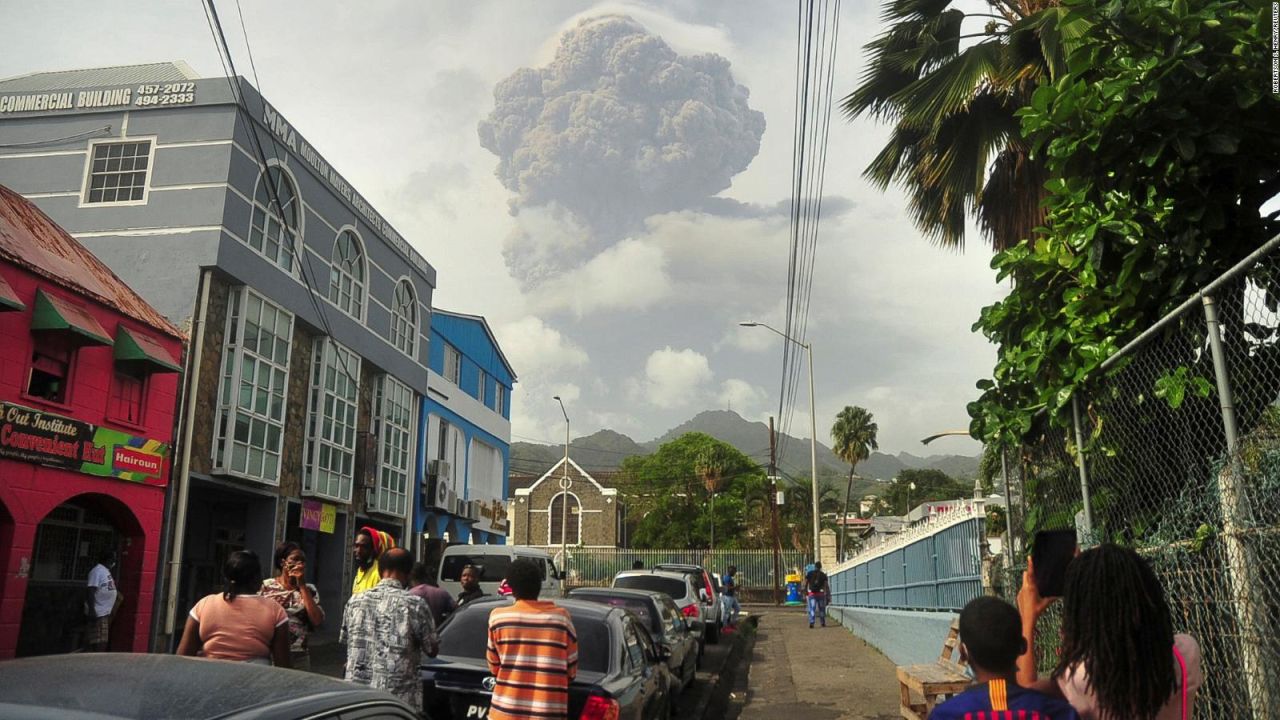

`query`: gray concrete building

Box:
[0,62,437,645]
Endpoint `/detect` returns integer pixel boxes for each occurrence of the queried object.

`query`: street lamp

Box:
[553,395,570,592]
[739,321,821,562]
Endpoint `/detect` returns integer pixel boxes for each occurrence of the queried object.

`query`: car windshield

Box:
[614,575,688,599]
[440,554,514,583]
[575,595,661,634]
[438,603,610,673]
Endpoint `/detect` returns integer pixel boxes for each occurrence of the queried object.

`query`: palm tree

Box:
[782,478,841,557]
[841,0,1085,251]
[831,406,879,559]
[696,445,731,550]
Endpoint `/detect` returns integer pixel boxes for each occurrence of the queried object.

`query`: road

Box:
[736,607,900,720]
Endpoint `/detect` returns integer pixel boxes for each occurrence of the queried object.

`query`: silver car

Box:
[613,569,710,651]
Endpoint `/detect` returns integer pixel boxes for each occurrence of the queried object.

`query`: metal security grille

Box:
[998,232,1280,718]
[30,502,118,584]
[84,140,151,203]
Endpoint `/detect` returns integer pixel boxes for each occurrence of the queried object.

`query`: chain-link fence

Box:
[1000,233,1280,719]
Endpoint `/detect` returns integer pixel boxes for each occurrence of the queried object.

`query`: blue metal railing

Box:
[829,515,983,611]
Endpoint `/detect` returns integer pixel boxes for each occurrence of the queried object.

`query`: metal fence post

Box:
[1202,293,1271,715]
[999,448,1016,574]
[1071,394,1095,541]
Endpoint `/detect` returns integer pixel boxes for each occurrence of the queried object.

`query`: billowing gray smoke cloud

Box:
[479,15,766,285]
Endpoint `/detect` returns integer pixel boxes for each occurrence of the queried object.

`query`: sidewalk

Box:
[739,607,900,720]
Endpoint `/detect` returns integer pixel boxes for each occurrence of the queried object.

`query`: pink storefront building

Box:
[0,184,183,657]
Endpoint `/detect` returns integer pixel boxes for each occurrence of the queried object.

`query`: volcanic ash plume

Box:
[479,15,766,284]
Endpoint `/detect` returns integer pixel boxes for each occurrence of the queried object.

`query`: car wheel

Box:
[706,621,720,644]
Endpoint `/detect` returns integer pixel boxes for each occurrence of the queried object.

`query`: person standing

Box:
[456,565,486,606]
[486,559,578,720]
[409,561,456,627]
[177,550,290,666]
[85,550,120,652]
[260,541,324,671]
[721,565,741,628]
[805,561,829,628]
[341,548,436,712]
[352,526,396,595]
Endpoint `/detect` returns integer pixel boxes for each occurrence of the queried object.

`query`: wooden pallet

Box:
[896,618,971,719]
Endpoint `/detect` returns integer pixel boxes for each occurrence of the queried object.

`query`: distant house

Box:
[509,458,625,549]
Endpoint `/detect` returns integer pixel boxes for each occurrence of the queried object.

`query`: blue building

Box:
[419,309,514,554]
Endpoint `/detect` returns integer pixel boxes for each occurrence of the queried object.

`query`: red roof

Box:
[0,184,183,340]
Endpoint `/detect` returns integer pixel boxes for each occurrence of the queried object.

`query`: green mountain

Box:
[510,410,978,495]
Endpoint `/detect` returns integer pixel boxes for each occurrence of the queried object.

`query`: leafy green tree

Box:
[777,477,843,557]
[619,433,766,549]
[971,0,1279,445]
[830,406,879,558]
[842,0,1086,250]
[884,468,972,515]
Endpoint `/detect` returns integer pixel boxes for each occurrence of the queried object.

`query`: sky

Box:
[1,1,1006,459]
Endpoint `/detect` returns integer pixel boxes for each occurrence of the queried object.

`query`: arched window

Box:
[548,492,581,545]
[328,230,365,318]
[390,279,417,358]
[247,166,299,272]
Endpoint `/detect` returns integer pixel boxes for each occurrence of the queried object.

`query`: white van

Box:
[436,545,563,599]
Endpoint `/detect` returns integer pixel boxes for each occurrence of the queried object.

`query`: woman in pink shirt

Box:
[177,550,291,667]
[1018,544,1201,720]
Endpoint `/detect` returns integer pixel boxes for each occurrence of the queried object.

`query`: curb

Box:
[692,616,758,720]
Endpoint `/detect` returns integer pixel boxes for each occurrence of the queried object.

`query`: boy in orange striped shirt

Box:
[486,559,579,719]
[930,597,1078,720]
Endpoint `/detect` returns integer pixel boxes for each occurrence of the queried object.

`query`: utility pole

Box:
[769,416,782,606]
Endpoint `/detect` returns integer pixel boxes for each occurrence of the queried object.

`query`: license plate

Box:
[450,694,491,719]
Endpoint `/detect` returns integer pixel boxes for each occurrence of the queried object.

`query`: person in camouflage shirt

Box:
[340,548,436,711]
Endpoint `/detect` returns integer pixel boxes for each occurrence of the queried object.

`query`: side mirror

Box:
[658,644,672,661]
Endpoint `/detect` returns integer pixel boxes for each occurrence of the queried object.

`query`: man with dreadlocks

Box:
[1017,544,1202,720]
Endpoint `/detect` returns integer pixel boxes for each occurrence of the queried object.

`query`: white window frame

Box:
[303,337,361,503]
[548,491,582,546]
[212,287,293,484]
[493,383,505,415]
[246,163,302,274]
[328,227,367,321]
[80,136,157,207]
[443,344,461,386]
[372,375,415,518]
[390,278,417,359]
[477,369,488,404]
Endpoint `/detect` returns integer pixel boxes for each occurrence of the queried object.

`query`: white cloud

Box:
[492,316,588,379]
[530,238,673,317]
[629,347,714,409]
[717,378,768,413]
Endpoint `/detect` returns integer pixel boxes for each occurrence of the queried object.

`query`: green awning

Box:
[114,325,181,373]
[31,289,112,346]
[0,273,22,311]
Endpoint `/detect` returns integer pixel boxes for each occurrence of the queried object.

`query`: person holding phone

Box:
[261,541,324,671]
[1018,543,1202,720]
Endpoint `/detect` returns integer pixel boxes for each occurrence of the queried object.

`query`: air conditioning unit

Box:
[454,497,468,517]
[427,459,451,479]
[466,500,482,521]
[422,476,454,510]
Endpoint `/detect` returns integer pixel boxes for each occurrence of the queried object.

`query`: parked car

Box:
[569,587,700,693]
[437,544,562,599]
[422,596,673,720]
[652,563,723,643]
[0,653,418,719]
[612,569,707,649]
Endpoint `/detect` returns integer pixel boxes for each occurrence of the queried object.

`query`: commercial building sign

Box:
[300,499,337,534]
[0,82,197,114]
[0,402,168,485]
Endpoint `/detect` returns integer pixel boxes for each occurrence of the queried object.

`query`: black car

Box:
[0,653,418,719]
[569,587,699,693]
[422,596,673,720]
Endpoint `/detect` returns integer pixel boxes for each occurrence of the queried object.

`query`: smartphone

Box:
[1032,529,1077,598]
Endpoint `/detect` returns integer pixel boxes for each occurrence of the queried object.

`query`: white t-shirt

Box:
[87,563,117,618]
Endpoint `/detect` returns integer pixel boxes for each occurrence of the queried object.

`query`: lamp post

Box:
[739,321,821,562]
[553,395,570,592]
